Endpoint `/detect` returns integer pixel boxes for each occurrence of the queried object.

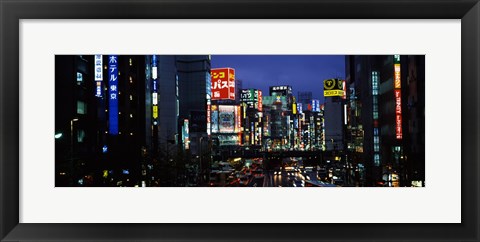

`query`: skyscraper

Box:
[345,55,425,186]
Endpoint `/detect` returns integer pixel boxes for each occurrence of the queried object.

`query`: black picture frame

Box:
[1,0,478,241]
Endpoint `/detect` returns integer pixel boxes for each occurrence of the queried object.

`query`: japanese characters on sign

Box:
[394,64,401,89]
[270,85,292,96]
[240,89,255,102]
[96,81,102,97]
[235,106,242,133]
[207,102,211,135]
[395,89,403,139]
[394,55,402,139]
[94,55,103,97]
[94,55,103,81]
[152,55,158,119]
[211,68,235,100]
[323,79,345,97]
[108,55,119,135]
[257,90,263,112]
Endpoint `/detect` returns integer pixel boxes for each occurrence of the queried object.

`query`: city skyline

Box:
[211,55,345,101]
[55,55,425,188]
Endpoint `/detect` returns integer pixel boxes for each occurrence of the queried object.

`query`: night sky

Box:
[211,55,346,102]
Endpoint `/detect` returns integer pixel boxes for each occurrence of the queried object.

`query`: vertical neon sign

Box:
[94,55,103,97]
[108,55,118,135]
[372,71,380,166]
[394,55,402,139]
[152,55,158,120]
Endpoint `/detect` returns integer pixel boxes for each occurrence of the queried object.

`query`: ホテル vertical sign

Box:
[108,55,119,135]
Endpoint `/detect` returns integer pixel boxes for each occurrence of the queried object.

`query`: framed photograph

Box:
[1,0,478,241]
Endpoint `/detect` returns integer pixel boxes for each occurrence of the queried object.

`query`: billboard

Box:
[218,105,236,133]
[218,134,240,146]
[394,64,401,89]
[257,90,263,112]
[270,85,292,96]
[211,68,235,100]
[395,90,402,139]
[211,107,219,133]
[151,55,159,120]
[235,105,242,133]
[394,55,402,139]
[323,79,345,97]
[108,55,119,135]
[94,55,103,81]
[183,119,190,150]
[240,89,255,102]
[94,55,103,97]
[240,89,263,111]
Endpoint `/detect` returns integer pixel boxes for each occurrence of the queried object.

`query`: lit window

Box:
[129,95,133,100]
[374,154,380,166]
[77,101,86,114]
[130,114,133,118]
[77,129,85,143]
[76,72,83,82]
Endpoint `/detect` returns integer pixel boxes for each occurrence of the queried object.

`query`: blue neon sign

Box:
[108,55,119,135]
[152,55,157,67]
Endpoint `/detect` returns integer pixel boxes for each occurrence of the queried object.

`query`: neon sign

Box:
[108,55,118,135]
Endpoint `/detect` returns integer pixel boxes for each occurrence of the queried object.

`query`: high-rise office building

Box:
[345,55,425,186]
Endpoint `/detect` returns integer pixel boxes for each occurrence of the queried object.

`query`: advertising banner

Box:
[211,109,219,133]
[395,89,402,139]
[218,134,240,146]
[183,119,190,150]
[235,105,242,133]
[218,105,236,133]
[394,64,401,89]
[324,79,344,97]
[94,55,103,97]
[257,90,263,112]
[108,55,119,135]
[211,68,235,100]
[94,55,103,81]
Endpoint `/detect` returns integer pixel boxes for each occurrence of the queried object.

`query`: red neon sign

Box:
[394,89,402,139]
[211,68,235,100]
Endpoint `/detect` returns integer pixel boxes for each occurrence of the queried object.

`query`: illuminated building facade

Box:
[345,55,425,186]
[55,55,148,186]
[177,55,211,156]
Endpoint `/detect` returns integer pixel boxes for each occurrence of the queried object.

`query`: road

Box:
[244,169,322,187]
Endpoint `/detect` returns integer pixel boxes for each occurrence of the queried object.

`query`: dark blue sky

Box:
[211,55,345,101]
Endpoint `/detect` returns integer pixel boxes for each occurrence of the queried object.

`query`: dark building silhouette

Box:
[345,55,425,187]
